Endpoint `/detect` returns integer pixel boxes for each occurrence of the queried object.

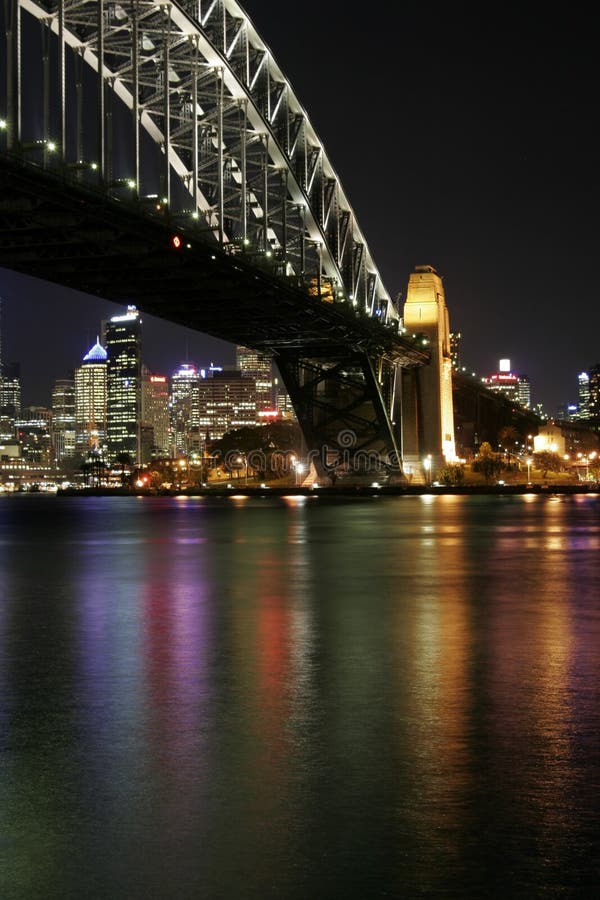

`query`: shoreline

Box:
[49,483,600,498]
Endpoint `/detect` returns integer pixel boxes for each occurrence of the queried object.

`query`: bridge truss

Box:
[1,0,429,480]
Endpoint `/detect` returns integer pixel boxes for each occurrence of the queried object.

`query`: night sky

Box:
[1,2,597,413]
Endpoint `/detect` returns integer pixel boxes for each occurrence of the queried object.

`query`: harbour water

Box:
[1,492,599,898]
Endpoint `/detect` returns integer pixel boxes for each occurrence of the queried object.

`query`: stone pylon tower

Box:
[401,265,456,481]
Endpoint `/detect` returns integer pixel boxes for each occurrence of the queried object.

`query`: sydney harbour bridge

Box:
[0,0,455,481]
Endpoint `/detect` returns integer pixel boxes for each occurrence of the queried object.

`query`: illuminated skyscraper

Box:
[482,358,531,409]
[15,406,53,465]
[206,368,256,440]
[142,367,170,457]
[75,338,107,454]
[0,361,21,440]
[577,371,590,420]
[52,377,76,460]
[588,364,600,422]
[236,345,273,415]
[169,362,201,456]
[104,306,142,463]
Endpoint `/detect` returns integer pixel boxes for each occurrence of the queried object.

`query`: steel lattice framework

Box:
[1,0,432,481]
[3,0,398,322]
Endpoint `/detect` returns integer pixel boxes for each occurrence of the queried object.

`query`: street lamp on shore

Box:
[423,455,432,486]
[236,454,248,486]
[526,457,532,484]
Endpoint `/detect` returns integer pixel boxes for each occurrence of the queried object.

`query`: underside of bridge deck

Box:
[0,157,428,365]
[0,155,430,479]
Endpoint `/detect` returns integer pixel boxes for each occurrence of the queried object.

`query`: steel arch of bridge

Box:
[1,0,431,481]
[3,0,397,322]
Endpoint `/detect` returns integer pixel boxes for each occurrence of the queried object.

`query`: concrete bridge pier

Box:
[401,265,456,483]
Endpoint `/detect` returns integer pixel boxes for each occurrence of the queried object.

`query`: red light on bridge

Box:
[171,234,183,249]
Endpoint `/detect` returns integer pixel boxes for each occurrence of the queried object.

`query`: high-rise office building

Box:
[52,377,76,460]
[142,367,170,458]
[588,364,600,422]
[236,345,273,416]
[104,306,142,463]
[169,362,201,456]
[0,361,21,440]
[206,368,257,440]
[75,338,107,454]
[577,371,590,420]
[15,406,53,465]
[272,374,296,420]
[482,358,531,408]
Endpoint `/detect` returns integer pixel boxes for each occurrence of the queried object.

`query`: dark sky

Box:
[1,2,597,412]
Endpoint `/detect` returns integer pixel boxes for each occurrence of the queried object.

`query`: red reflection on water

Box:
[141,538,213,843]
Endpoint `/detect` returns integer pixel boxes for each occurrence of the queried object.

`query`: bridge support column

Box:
[399,367,423,483]
[276,349,406,485]
[402,265,456,482]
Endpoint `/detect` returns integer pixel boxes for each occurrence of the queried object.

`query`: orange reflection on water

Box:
[388,495,474,889]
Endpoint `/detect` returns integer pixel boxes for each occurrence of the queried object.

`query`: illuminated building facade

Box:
[533,422,566,456]
[104,306,142,463]
[75,339,107,454]
[15,406,53,465]
[587,364,600,422]
[52,377,76,460]
[169,363,201,456]
[142,368,170,457]
[236,345,273,416]
[482,359,531,409]
[577,371,590,420]
[0,361,21,440]
[206,368,256,440]
[273,374,296,419]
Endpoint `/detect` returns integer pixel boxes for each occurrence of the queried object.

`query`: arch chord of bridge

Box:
[1,0,439,480]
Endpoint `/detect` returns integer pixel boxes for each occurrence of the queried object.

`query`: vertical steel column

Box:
[239,100,247,242]
[41,19,50,165]
[191,37,199,214]
[161,6,171,208]
[280,168,287,258]
[299,203,306,275]
[283,84,289,154]
[97,0,105,183]
[106,76,113,184]
[75,51,83,171]
[316,241,322,299]
[58,0,65,164]
[131,0,140,196]
[215,67,224,244]
[5,0,22,151]
[390,361,404,458]
[261,133,268,251]
[265,52,270,122]
[243,18,249,87]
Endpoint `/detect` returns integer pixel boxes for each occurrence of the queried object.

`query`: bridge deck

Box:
[0,156,429,366]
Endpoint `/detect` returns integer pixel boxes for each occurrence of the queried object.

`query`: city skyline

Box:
[0,278,591,418]
[1,3,597,414]
[0,280,238,407]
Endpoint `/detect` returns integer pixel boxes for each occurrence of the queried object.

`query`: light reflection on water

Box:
[1,493,599,899]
